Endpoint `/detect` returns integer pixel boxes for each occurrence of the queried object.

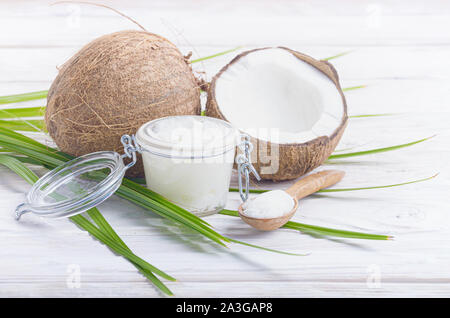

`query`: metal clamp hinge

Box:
[236,134,260,202]
[120,134,141,169]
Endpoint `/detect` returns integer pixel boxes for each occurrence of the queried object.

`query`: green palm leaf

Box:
[0,91,48,105]
[191,46,242,63]
[0,107,45,118]
[327,136,434,160]
[0,119,45,132]
[220,210,391,240]
[323,51,352,61]
[349,113,396,118]
[229,174,436,194]
[319,174,437,192]
[343,85,366,91]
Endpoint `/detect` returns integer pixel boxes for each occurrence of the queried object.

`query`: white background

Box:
[0,0,449,297]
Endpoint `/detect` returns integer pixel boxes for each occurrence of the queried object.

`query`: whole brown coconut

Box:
[46,30,201,177]
[206,47,348,181]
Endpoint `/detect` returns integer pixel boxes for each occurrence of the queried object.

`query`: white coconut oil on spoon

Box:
[242,190,294,219]
[239,170,345,231]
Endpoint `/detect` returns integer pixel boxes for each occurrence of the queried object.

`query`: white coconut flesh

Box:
[214,48,344,144]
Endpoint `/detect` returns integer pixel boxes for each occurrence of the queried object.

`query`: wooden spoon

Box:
[238,170,345,231]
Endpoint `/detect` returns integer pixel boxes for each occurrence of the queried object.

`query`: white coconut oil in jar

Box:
[135,115,239,216]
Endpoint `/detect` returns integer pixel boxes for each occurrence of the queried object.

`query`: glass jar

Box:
[135,115,239,216]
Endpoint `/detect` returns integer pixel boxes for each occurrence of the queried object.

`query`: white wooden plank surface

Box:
[1,0,450,297]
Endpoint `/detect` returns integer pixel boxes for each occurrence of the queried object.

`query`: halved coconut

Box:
[206,47,347,181]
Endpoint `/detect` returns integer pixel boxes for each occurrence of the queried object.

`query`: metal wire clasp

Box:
[120,134,141,169]
[236,134,260,202]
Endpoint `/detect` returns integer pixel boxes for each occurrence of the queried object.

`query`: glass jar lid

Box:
[135,115,239,158]
[15,135,139,220]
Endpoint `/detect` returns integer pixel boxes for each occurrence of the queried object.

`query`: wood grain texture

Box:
[0,0,449,297]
